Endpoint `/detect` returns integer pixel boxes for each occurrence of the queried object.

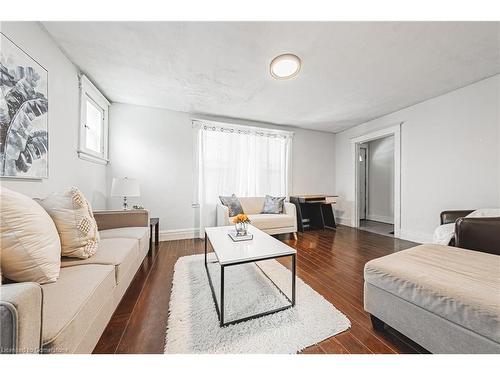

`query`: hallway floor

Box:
[359,219,394,237]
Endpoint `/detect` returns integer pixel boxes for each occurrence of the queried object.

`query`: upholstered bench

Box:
[364,244,500,353]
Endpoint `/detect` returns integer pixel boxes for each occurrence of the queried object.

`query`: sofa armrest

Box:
[455,217,500,255]
[284,202,297,231]
[93,209,149,230]
[284,202,296,217]
[1,282,43,354]
[440,210,475,225]
[216,204,230,226]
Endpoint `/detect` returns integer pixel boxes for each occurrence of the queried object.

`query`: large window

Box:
[194,119,293,232]
[78,75,109,163]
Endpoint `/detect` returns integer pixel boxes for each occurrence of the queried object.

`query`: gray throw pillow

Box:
[261,195,286,214]
[219,194,244,217]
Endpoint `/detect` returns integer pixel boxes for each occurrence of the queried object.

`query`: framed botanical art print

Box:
[0,32,48,179]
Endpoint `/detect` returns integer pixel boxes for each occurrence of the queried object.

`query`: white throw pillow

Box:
[0,187,61,284]
[38,187,99,259]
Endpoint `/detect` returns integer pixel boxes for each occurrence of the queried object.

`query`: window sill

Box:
[77,150,109,165]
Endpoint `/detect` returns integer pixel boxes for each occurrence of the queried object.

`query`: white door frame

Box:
[350,123,402,237]
[358,144,369,220]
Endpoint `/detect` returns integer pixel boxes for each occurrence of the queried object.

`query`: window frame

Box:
[78,75,110,164]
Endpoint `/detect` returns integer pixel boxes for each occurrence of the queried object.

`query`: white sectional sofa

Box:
[216,197,297,236]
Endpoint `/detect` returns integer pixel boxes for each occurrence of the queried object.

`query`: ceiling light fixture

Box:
[270,53,301,80]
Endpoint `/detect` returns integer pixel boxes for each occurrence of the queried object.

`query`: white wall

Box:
[335,75,500,243]
[0,22,107,208]
[365,136,394,224]
[107,103,336,239]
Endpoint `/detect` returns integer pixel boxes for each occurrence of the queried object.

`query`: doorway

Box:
[357,136,395,237]
[358,145,368,220]
[351,124,401,238]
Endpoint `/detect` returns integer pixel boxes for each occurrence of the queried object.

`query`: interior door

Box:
[358,146,367,220]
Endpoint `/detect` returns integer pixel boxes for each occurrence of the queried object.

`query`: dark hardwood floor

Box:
[93,225,428,354]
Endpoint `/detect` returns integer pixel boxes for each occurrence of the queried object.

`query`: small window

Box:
[84,97,104,153]
[78,75,109,163]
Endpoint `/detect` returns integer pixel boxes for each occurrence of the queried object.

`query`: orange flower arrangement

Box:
[232,213,251,224]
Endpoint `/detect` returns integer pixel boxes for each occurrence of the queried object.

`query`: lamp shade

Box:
[111,177,140,197]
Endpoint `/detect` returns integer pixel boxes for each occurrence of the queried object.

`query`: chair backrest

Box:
[440,210,475,225]
[455,217,500,255]
[238,197,265,214]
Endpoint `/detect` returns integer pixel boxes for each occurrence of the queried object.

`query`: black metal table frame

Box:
[204,232,296,327]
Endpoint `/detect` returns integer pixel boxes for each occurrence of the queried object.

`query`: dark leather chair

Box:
[440,210,500,255]
[440,210,475,226]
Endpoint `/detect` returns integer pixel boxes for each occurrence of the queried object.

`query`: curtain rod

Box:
[191,118,294,137]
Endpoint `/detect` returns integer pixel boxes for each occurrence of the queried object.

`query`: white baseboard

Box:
[366,214,394,224]
[336,216,352,226]
[398,229,433,244]
[158,224,433,245]
[337,215,432,244]
[159,228,199,241]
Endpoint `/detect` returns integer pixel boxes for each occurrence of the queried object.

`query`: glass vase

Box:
[235,222,248,236]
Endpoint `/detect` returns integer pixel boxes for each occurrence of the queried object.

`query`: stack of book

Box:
[228,231,253,242]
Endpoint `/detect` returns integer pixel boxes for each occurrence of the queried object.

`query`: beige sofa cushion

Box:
[60,238,139,284]
[38,187,99,259]
[239,197,265,215]
[99,227,149,254]
[246,214,296,230]
[0,187,61,284]
[94,210,149,231]
[364,244,500,343]
[41,264,115,353]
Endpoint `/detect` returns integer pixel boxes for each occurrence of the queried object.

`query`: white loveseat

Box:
[216,197,297,236]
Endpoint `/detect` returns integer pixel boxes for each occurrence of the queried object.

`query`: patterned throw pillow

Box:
[219,194,244,217]
[38,187,99,259]
[261,195,286,214]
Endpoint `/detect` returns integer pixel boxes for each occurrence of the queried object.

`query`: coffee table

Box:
[204,225,296,327]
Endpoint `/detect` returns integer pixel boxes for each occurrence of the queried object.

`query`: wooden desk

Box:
[290,195,338,232]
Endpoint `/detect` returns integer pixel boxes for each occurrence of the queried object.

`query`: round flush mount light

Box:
[270,53,301,80]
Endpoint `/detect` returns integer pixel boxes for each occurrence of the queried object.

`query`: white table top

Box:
[205,225,296,266]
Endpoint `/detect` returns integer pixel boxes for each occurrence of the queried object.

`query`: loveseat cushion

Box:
[219,194,244,216]
[41,264,115,353]
[261,195,286,214]
[99,227,149,254]
[246,214,295,230]
[364,244,500,343]
[239,197,265,215]
[60,238,139,284]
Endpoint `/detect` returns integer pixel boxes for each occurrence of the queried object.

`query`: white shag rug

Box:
[164,253,350,354]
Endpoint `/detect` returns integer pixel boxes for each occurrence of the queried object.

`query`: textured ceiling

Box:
[42,21,500,133]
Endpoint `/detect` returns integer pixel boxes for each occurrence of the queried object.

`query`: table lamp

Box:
[111,177,140,210]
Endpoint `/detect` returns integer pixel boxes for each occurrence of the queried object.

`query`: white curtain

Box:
[194,120,293,235]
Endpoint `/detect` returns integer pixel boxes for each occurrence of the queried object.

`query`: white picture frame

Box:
[0,32,49,179]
